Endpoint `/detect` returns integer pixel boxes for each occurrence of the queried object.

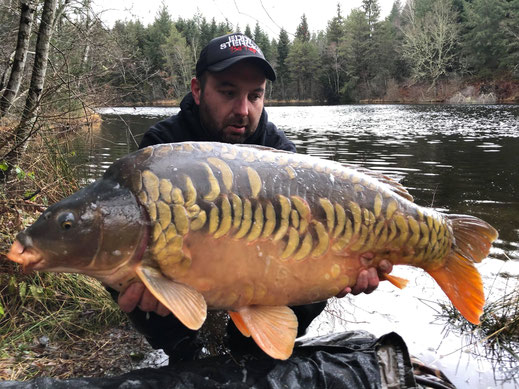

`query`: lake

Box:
[91,104,519,388]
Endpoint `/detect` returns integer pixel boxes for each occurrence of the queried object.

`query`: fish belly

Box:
[167,232,362,310]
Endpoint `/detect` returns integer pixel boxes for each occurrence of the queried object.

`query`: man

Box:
[116,33,393,362]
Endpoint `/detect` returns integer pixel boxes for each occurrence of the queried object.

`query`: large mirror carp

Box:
[7,142,498,359]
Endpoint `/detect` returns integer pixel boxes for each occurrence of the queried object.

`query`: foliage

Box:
[1,0,518,110]
[0,125,128,380]
[286,39,319,100]
[295,14,310,43]
[401,0,461,86]
[161,24,193,98]
[461,0,517,77]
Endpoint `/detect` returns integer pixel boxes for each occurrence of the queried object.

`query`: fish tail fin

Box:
[448,214,498,263]
[428,214,498,325]
[428,252,484,324]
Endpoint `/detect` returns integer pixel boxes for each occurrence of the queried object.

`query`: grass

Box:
[0,263,131,379]
[0,117,148,380]
[437,284,519,379]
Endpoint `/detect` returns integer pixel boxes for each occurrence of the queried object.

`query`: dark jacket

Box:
[125,93,324,362]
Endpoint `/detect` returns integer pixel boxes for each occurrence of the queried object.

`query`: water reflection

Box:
[90,104,519,261]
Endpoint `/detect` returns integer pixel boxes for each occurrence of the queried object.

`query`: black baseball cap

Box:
[196,33,276,81]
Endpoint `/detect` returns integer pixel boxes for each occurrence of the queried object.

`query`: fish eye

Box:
[57,212,76,231]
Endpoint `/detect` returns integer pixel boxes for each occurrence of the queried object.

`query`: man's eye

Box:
[220,90,234,97]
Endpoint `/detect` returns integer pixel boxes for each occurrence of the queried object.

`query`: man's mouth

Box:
[228,124,246,133]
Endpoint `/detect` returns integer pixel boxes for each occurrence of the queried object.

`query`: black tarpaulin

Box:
[0,331,425,389]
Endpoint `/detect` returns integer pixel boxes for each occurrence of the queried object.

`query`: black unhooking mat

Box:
[0,331,425,389]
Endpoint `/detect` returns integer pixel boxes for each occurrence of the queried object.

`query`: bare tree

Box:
[0,0,37,118]
[1,0,58,181]
[401,0,460,87]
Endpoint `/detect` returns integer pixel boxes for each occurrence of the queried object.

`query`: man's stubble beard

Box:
[198,94,254,144]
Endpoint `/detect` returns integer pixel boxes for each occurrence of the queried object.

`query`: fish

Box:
[6,142,498,360]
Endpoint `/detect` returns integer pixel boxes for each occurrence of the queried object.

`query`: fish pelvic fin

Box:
[448,214,498,263]
[428,252,484,324]
[136,265,207,330]
[229,311,251,337]
[229,306,298,360]
[381,274,409,289]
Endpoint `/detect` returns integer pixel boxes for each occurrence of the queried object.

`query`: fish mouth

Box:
[6,240,45,272]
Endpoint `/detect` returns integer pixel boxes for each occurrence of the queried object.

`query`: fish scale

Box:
[6,141,498,360]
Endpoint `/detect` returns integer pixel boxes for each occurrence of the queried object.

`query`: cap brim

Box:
[207,56,276,81]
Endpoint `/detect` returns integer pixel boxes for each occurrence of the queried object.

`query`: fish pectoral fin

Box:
[427,252,484,325]
[231,306,298,360]
[136,265,207,330]
[382,273,409,289]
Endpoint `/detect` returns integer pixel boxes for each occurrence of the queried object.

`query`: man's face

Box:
[191,61,267,144]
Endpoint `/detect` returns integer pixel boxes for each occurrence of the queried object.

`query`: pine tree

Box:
[161,25,193,98]
[327,3,344,44]
[276,28,290,100]
[362,0,381,34]
[340,9,371,100]
[295,14,310,42]
[461,0,509,75]
[144,4,172,71]
[253,23,272,61]
[244,24,253,38]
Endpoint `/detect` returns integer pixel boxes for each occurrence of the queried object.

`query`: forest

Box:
[1,0,518,114]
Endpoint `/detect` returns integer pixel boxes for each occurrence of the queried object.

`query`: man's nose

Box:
[233,95,249,116]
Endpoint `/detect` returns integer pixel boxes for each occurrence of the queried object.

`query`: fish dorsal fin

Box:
[229,306,298,360]
[342,163,414,202]
[136,265,207,330]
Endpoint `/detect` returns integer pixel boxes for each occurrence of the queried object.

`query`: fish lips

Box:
[6,239,45,272]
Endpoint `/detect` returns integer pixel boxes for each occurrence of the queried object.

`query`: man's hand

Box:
[118,282,170,317]
[336,260,393,298]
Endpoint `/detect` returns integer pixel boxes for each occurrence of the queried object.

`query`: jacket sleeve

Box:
[139,129,166,149]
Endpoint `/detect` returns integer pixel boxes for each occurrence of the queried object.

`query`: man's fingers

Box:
[350,269,369,295]
[118,283,144,313]
[335,286,352,298]
[156,303,171,317]
[139,288,159,312]
[364,267,380,294]
[378,259,393,275]
[118,283,171,316]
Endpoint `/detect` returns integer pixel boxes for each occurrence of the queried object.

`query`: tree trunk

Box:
[80,0,92,70]
[1,0,58,181]
[0,0,37,118]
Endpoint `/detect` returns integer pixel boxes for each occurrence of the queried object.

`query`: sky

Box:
[93,0,397,39]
